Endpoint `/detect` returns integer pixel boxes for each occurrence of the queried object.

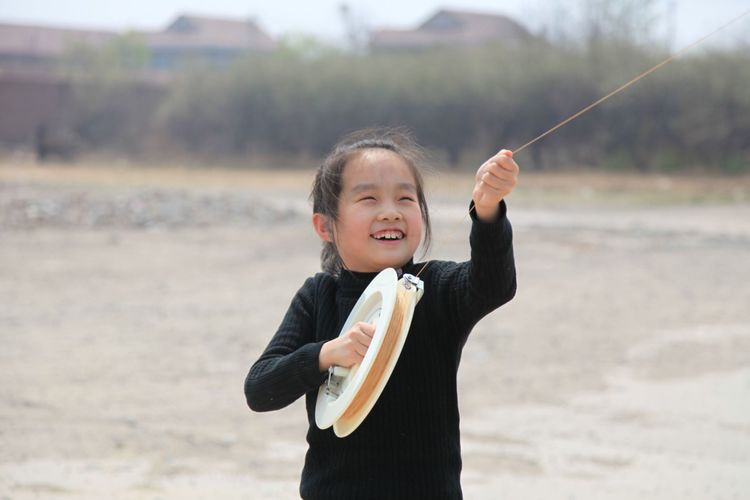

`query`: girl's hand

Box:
[319,322,375,371]
[472,149,519,221]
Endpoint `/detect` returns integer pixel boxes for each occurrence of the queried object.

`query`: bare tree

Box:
[582,0,663,47]
[339,3,371,54]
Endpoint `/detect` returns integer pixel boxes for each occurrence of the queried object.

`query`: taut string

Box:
[513,8,750,155]
[414,8,750,280]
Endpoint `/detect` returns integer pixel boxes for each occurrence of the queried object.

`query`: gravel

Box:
[0,183,300,229]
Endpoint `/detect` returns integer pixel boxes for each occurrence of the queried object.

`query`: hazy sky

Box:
[1,0,748,48]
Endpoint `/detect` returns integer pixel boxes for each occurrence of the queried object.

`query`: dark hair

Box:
[310,127,432,275]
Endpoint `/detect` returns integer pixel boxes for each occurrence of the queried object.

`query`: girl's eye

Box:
[359,196,376,202]
[400,196,416,202]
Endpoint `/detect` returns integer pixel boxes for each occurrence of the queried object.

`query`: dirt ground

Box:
[1,159,749,499]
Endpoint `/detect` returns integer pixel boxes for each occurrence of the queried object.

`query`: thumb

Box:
[361,323,376,335]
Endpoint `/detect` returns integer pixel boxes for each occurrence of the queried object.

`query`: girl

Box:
[245,128,518,499]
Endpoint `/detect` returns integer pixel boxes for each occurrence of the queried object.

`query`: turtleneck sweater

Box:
[245,201,516,499]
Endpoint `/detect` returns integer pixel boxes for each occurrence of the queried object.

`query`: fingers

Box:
[493,154,520,174]
[490,148,514,164]
[478,156,518,179]
[334,322,376,366]
[355,322,375,338]
[470,148,519,221]
[474,182,502,201]
[479,166,509,189]
[323,320,386,371]
[478,163,517,192]
[352,321,374,346]
[477,148,519,188]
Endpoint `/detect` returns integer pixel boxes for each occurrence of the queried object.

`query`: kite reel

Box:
[315,268,423,437]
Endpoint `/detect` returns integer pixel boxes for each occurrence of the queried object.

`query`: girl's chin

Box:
[345,257,411,273]
[377,257,411,270]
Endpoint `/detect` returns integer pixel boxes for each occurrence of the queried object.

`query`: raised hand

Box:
[472,149,519,221]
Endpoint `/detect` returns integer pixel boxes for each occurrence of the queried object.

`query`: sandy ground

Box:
[1,160,749,499]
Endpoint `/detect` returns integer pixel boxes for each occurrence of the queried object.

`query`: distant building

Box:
[145,15,275,71]
[0,14,275,151]
[0,23,116,74]
[0,14,276,75]
[370,9,534,51]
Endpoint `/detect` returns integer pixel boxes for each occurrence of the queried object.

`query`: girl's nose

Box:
[377,205,402,220]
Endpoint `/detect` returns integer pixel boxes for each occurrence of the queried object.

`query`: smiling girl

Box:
[244,128,518,499]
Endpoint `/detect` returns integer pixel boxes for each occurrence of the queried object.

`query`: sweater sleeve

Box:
[431,199,517,339]
[244,277,328,412]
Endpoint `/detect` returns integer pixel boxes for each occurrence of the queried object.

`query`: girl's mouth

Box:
[371,230,405,241]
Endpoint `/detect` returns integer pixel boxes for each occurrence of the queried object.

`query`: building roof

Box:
[370,9,533,50]
[0,13,275,58]
[146,14,275,50]
[0,22,116,57]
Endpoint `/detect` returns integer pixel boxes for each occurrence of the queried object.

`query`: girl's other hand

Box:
[472,149,519,221]
[319,322,375,372]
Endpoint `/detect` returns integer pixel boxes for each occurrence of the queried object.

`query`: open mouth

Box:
[371,230,405,241]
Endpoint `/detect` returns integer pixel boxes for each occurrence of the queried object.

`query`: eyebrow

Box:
[350,182,417,194]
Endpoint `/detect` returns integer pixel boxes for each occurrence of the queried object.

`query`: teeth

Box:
[374,231,403,240]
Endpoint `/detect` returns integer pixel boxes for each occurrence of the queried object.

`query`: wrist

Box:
[473,201,501,222]
[318,341,333,372]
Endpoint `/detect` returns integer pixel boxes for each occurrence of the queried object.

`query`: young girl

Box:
[245,128,518,499]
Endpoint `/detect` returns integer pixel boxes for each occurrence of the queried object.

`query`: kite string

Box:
[513,8,750,155]
[413,7,750,279]
[330,9,750,427]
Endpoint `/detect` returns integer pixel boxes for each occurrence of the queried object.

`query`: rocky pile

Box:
[0,183,299,229]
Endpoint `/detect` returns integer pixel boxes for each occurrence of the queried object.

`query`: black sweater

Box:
[245,201,516,499]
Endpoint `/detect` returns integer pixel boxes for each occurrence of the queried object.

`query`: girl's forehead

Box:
[343,149,416,187]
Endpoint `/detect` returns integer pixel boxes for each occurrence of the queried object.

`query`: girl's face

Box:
[325,149,423,273]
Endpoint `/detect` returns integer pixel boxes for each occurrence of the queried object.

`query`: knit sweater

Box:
[245,201,516,499]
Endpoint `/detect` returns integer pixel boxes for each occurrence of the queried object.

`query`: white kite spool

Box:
[315,267,423,437]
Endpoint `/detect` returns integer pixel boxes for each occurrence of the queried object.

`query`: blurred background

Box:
[1,1,749,499]
[0,0,748,170]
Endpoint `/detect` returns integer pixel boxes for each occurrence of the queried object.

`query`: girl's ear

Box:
[312,213,333,242]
